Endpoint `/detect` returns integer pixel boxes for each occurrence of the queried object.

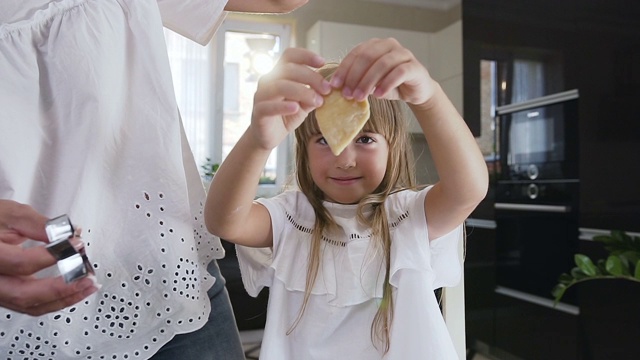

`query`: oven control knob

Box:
[527,164,539,180]
[527,183,539,199]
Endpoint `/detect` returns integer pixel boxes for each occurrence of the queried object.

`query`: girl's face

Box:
[307,131,389,204]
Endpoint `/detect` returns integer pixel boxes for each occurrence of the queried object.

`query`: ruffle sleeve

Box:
[235,245,274,297]
[386,187,463,290]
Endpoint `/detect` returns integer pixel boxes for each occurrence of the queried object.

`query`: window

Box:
[165,19,292,196]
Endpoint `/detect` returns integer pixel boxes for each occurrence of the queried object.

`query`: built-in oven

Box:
[498,89,579,182]
[494,89,580,314]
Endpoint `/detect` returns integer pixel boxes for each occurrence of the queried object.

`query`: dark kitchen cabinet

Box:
[464,219,497,353]
[463,0,640,233]
[493,293,579,360]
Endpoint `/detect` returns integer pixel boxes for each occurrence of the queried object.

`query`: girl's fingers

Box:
[278,47,326,69]
[262,49,331,98]
[256,77,324,110]
[330,38,422,102]
[359,45,416,97]
[252,100,301,119]
[330,38,395,94]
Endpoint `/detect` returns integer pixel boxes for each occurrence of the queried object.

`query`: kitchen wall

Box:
[228,0,461,49]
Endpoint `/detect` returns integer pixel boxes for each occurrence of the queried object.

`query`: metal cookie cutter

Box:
[45,214,94,283]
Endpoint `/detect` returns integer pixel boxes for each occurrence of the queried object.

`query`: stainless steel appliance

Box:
[494,89,580,314]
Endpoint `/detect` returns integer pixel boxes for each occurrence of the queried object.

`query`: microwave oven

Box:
[496,89,579,182]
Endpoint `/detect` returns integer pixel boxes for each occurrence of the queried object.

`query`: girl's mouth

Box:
[330,176,360,185]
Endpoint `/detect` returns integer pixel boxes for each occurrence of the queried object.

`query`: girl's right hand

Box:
[249,47,331,151]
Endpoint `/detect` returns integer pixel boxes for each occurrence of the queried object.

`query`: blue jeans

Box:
[151,260,245,360]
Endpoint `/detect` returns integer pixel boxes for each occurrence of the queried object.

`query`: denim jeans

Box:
[151,260,245,360]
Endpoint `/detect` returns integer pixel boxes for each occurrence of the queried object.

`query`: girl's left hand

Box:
[328,38,435,106]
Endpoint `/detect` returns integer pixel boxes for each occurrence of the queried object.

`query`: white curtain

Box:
[164,29,212,170]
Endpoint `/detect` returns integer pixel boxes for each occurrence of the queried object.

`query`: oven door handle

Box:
[494,203,571,213]
[495,286,579,315]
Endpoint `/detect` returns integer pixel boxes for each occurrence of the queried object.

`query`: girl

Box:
[205,38,488,359]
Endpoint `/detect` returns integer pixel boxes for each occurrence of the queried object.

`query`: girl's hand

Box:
[249,47,331,151]
[329,38,436,106]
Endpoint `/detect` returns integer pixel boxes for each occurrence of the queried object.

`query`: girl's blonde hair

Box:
[290,63,418,353]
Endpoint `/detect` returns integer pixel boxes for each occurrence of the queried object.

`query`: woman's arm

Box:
[224,0,308,13]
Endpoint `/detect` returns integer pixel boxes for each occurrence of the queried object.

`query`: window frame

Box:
[210,19,293,197]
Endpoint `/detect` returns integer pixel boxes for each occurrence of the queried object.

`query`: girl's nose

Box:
[335,144,356,169]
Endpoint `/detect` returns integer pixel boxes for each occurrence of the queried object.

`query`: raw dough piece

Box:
[315,90,370,156]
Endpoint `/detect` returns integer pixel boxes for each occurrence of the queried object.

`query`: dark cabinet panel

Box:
[463,0,640,232]
[577,279,640,360]
[494,293,579,360]
[463,2,639,357]
[464,221,497,350]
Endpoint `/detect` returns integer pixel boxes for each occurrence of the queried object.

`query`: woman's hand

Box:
[328,37,436,106]
[0,200,99,315]
[248,47,331,151]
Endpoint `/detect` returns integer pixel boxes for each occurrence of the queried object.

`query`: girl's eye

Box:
[317,137,328,145]
[356,135,375,144]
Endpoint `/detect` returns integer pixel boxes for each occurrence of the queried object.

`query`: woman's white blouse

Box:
[0,0,226,358]
[237,188,463,359]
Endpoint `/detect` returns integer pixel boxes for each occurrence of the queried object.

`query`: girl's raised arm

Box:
[204,48,330,247]
[331,38,488,240]
[410,83,488,240]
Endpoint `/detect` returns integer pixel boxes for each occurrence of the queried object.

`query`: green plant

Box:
[201,157,219,180]
[552,230,640,303]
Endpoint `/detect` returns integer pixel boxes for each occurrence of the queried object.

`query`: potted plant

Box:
[553,230,640,360]
[552,230,640,303]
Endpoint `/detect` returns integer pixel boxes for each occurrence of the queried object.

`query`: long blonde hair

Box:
[291,64,418,352]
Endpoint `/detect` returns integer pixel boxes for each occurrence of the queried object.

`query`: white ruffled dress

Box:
[237,188,463,359]
[0,0,226,358]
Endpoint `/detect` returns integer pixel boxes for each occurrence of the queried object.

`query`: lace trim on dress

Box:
[283,210,411,247]
[238,190,455,307]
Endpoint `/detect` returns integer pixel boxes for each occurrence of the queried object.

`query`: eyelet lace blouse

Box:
[237,188,463,359]
[0,0,226,358]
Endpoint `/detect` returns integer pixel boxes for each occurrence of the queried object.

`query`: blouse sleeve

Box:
[235,193,287,297]
[388,187,463,290]
[157,0,228,45]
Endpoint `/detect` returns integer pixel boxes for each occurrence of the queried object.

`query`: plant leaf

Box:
[575,254,598,276]
[612,230,629,244]
[622,250,640,266]
[635,259,640,280]
[558,273,573,285]
[605,255,625,276]
[594,234,616,247]
[570,267,588,280]
[552,283,568,303]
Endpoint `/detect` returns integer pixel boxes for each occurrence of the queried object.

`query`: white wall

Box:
[306,21,431,65]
